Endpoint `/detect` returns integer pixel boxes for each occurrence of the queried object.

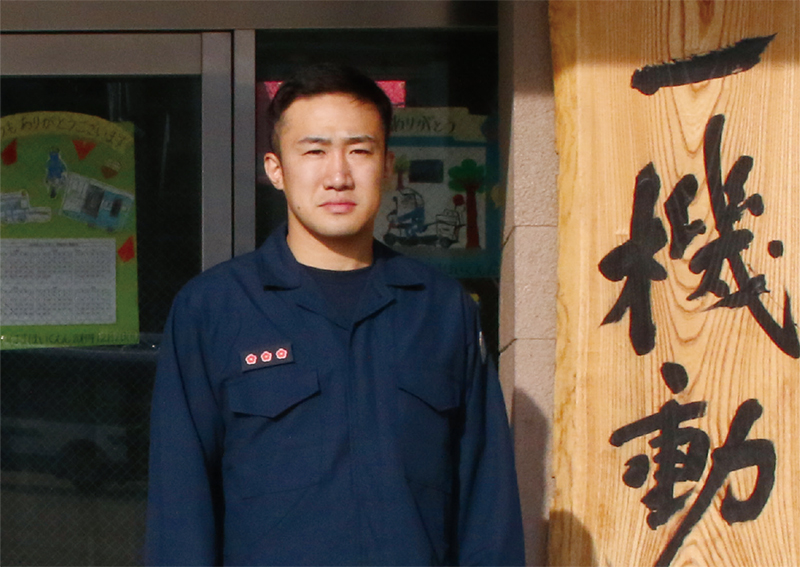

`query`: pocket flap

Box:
[227,367,320,418]
[397,367,458,412]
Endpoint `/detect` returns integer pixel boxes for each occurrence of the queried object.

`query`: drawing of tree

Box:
[448,158,486,248]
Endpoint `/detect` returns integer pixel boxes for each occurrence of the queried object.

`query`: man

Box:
[146,64,524,566]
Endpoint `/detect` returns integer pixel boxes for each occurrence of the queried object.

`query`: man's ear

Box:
[383,151,395,180]
[263,152,285,190]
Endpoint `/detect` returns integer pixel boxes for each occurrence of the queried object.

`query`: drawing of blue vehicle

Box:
[0,191,52,225]
[60,173,134,232]
[383,188,465,248]
[385,187,427,240]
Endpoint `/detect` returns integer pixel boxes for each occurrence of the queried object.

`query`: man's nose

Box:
[324,150,354,190]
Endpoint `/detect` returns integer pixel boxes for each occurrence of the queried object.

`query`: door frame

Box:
[0,32,238,269]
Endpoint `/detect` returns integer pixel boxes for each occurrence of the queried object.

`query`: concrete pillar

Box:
[498,2,558,564]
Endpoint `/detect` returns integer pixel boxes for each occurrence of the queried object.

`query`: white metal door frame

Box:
[0,32,235,270]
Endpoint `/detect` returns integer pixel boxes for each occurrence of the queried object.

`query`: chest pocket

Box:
[397,366,460,493]
[224,366,322,498]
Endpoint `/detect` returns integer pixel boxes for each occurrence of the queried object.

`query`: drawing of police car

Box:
[60,173,134,232]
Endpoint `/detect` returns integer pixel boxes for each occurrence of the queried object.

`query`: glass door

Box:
[254,28,502,357]
[0,32,232,566]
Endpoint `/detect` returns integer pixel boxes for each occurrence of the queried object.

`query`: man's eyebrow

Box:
[296,135,377,145]
[297,136,332,145]
[344,135,377,144]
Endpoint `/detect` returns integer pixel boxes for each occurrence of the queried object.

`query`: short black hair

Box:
[267,63,393,154]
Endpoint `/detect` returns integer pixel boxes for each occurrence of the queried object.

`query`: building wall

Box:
[1,1,560,564]
[0,1,490,31]
[498,2,558,565]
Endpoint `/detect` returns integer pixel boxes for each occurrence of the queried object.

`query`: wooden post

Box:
[549,1,800,565]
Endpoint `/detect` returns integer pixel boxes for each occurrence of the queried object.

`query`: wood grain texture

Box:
[549,2,800,566]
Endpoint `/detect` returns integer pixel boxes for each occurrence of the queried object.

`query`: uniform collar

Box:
[257,224,426,291]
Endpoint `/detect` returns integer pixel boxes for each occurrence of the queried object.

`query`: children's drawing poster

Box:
[0,112,139,349]
[376,107,502,278]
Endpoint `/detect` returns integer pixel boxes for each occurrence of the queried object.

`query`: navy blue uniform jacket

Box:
[146,228,524,566]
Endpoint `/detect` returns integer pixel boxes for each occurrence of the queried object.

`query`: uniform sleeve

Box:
[145,290,225,566]
[456,296,525,566]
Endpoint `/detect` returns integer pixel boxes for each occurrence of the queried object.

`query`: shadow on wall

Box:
[513,391,597,566]
[547,510,597,567]
[512,391,546,566]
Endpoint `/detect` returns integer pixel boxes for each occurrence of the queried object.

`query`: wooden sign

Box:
[549,2,799,565]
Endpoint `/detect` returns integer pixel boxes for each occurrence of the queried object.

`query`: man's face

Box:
[263,93,393,249]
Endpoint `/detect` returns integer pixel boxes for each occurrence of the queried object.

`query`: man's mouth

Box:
[321,201,356,213]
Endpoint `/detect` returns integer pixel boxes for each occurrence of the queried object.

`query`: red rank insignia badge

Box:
[240,343,293,371]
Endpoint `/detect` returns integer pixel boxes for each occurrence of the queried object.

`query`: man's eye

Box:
[351,148,372,155]
[305,149,324,155]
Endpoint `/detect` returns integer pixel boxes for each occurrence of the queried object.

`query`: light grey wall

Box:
[498,2,558,565]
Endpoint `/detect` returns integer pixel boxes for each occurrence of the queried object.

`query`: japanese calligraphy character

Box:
[664,174,705,260]
[655,399,776,567]
[610,363,777,567]
[599,163,668,355]
[689,114,799,358]
[631,35,775,95]
[610,363,709,528]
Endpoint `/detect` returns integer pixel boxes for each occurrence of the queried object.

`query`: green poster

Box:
[0,112,139,349]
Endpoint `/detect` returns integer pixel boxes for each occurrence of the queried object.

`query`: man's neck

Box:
[286,227,374,271]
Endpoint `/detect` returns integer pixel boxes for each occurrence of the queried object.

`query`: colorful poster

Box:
[376,107,502,278]
[0,111,139,349]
